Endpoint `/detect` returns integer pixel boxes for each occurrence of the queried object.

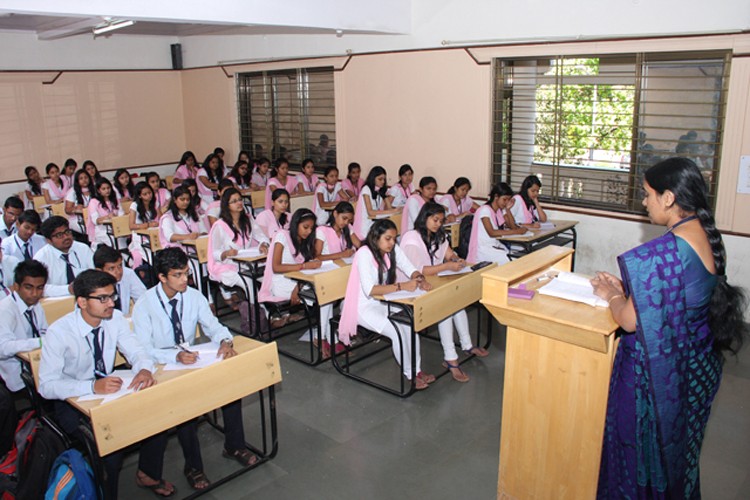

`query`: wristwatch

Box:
[221,339,234,348]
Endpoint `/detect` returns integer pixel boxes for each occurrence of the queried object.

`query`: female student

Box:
[42,163,68,204]
[236,150,251,168]
[197,153,224,206]
[340,162,362,201]
[24,166,43,207]
[251,157,271,190]
[254,188,290,250]
[258,208,321,326]
[402,176,439,233]
[145,172,171,214]
[227,161,253,191]
[180,178,207,216]
[296,158,320,193]
[64,169,92,236]
[264,158,298,210]
[208,188,258,332]
[128,181,159,270]
[87,177,124,247]
[82,160,102,183]
[61,158,77,188]
[467,183,527,265]
[509,175,548,227]
[206,179,236,226]
[387,164,415,208]
[401,203,488,382]
[352,166,398,240]
[312,166,343,225]
[438,177,480,219]
[173,150,199,185]
[112,168,134,207]
[339,219,434,390]
[158,185,208,249]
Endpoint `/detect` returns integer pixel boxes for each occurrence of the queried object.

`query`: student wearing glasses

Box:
[39,270,165,498]
[33,216,94,297]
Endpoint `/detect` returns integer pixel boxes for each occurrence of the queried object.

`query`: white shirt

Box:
[0,293,47,391]
[314,183,342,225]
[387,183,414,208]
[115,267,146,315]
[33,241,94,297]
[1,233,47,262]
[402,195,426,234]
[0,255,19,297]
[132,284,233,365]
[509,194,538,224]
[0,217,15,238]
[39,309,155,400]
[159,211,208,249]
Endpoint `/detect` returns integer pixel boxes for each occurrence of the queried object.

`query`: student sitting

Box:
[312,166,344,225]
[180,177,208,216]
[402,176,439,233]
[87,178,124,248]
[206,179,236,226]
[145,172,171,215]
[400,203,488,382]
[386,164,415,208]
[158,186,208,250]
[133,248,257,491]
[61,158,77,189]
[82,160,103,183]
[196,153,224,207]
[0,196,23,238]
[34,216,94,297]
[253,188,290,251]
[112,168,134,208]
[207,188,258,332]
[24,166,43,209]
[296,158,320,193]
[63,169,92,237]
[438,177,479,219]
[264,158,299,211]
[39,270,164,499]
[226,160,253,192]
[339,219,434,390]
[172,150,199,186]
[0,260,47,394]
[467,183,526,265]
[1,210,46,261]
[0,244,20,297]
[127,181,160,270]
[352,166,398,240]
[258,209,321,327]
[94,244,146,315]
[509,175,548,227]
[250,157,271,191]
[42,162,69,204]
[340,162,363,201]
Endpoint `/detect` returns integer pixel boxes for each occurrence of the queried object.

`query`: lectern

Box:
[481,246,618,499]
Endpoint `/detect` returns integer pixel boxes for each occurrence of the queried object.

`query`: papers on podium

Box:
[538,272,608,307]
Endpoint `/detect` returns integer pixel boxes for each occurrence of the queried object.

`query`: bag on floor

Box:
[14,423,68,499]
[44,449,97,500]
[0,411,36,479]
[0,384,18,459]
[456,215,474,259]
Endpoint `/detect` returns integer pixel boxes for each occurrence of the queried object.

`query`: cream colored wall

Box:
[0,70,186,181]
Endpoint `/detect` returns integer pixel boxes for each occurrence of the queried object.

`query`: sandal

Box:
[223,448,259,467]
[183,466,211,490]
[414,376,429,390]
[442,361,470,383]
[315,339,332,360]
[416,371,436,384]
[269,314,288,329]
[135,471,176,497]
[465,346,489,358]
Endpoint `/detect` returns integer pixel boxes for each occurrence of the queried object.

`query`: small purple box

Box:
[508,287,535,300]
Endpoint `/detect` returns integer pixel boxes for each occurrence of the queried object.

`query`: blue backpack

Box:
[44,450,97,500]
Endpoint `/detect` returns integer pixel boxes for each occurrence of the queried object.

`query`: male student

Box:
[0,260,47,394]
[1,210,46,261]
[93,244,146,315]
[38,270,174,498]
[33,216,94,297]
[133,247,256,491]
[0,244,20,297]
[0,196,23,237]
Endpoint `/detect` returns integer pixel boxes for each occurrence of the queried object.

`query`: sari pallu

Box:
[598,232,721,499]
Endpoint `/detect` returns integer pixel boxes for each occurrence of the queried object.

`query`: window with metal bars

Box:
[492,51,730,214]
[237,67,336,171]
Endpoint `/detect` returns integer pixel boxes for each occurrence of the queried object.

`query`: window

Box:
[492,52,730,213]
[237,67,336,170]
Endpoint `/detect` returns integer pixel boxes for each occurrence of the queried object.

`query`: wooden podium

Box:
[481,246,618,499]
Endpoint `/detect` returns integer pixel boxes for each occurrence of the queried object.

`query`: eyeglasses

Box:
[51,229,73,239]
[168,269,193,279]
[87,293,119,304]
[229,198,244,204]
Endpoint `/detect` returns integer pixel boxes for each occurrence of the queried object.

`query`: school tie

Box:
[24,309,39,338]
[61,253,75,284]
[91,327,106,378]
[169,298,185,345]
[23,242,31,261]
[114,284,122,311]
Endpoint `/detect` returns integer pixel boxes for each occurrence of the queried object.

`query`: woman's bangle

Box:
[397,282,401,292]
[608,294,625,305]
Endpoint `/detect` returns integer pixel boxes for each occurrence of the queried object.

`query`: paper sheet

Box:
[77,369,136,403]
[501,231,535,239]
[538,222,556,230]
[538,272,608,307]
[299,261,339,275]
[341,257,354,265]
[236,248,262,258]
[161,342,225,371]
[437,266,472,277]
[383,289,427,300]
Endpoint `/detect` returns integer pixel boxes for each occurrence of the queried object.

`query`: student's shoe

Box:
[465,345,489,358]
[183,466,211,490]
[315,339,332,360]
[135,471,176,497]
[269,313,288,329]
[223,448,259,467]
[413,377,429,390]
[442,361,470,383]
[416,371,436,384]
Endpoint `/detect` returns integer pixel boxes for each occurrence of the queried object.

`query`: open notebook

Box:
[538,272,608,307]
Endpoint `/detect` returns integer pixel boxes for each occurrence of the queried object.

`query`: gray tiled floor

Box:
[117,317,750,499]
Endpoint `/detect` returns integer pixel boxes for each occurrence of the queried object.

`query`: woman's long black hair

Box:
[72,169,92,206]
[112,168,134,199]
[486,182,514,205]
[326,201,354,249]
[25,166,42,196]
[447,177,471,195]
[228,161,252,187]
[133,181,157,223]
[93,178,119,211]
[202,153,224,183]
[645,157,747,356]
[45,163,63,190]
[270,188,290,227]
[413,202,447,264]
[364,166,388,201]
[179,150,196,167]
[179,178,202,213]
[219,187,252,242]
[270,158,289,179]
[288,208,317,261]
[519,175,542,209]
[365,219,398,285]
[168,185,200,222]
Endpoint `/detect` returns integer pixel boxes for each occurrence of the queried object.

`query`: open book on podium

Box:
[481,246,618,500]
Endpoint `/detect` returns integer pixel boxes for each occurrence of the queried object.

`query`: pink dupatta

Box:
[264,177,298,210]
[338,246,389,345]
[258,230,304,303]
[402,194,426,233]
[207,219,249,279]
[467,205,499,263]
[398,230,447,281]
[317,225,347,254]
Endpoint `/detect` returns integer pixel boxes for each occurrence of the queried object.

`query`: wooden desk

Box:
[284,259,351,306]
[497,219,578,268]
[41,295,76,324]
[232,252,268,339]
[481,246,617,499]
[248,190,265,212]
[289,192,315,212]
[102,215,131,251]
[443,220,461,249]
[181,236,210,299]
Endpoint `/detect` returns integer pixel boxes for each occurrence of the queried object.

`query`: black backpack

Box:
[0,384,17,459]
[456,215,474,259]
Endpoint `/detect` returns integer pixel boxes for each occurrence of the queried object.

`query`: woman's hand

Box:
[401,280,418,292]
[222,249,238,260]
[342,248,355,258]
[259,242,269,255]
[590,271,625,301]
[446,260,465,272]
[306,260,322,269]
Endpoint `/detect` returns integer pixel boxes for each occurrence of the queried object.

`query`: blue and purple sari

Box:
[597,232,721,499]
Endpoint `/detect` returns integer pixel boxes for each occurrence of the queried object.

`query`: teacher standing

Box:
[591,157,747,498]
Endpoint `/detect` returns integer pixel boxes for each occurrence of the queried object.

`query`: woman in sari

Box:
[591,157,746,498]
